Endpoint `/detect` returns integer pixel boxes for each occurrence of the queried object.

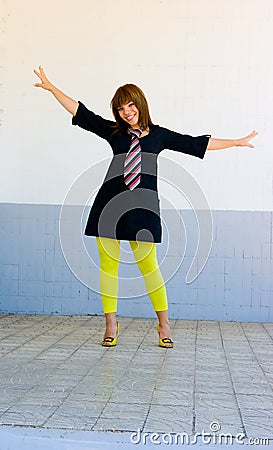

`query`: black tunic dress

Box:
[72,102,210,243]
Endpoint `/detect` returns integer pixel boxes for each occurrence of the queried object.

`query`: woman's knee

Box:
[136,253,158,274]
[131,242,158,274]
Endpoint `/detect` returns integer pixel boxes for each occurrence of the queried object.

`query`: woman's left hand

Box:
[236,130,259,148]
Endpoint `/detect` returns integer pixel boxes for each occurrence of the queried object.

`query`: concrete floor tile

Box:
[0,404,58,426]
[233,380,273,395]
[152,389,193,407]
[45,414,98,430]
[237,393,273,410]
[109,388,154,404]
[195,410,241,429]
[144,404,193,434]
[129,359,168,369]
[264,374,273,386]
[101,402,149,420]
[0,388,31,405]
[241,409,273,438]
[195,392,238,408]
[70,383,112,396]
[155,375,193,387]
[68,387,112,405]
[159,369,194,380]
[9,392,66,408]
[56,401,105,417]
[195,415,244,437]
[194,382,234,394]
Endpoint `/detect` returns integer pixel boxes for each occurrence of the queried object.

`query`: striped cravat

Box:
[124,128,142,190]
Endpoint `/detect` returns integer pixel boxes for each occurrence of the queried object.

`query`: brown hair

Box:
[110,84,154,133]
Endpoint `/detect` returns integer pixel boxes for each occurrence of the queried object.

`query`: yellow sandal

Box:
[156,325,174,348]
[102,322,120,347]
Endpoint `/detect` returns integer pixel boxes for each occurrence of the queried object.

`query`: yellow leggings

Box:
[96,237,168,314]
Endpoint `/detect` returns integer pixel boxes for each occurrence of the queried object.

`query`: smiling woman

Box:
[111,84,153,134]
[33,66,258,349]
[117,101,140,128]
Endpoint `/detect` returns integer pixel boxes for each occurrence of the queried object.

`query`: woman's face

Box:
[117,101,140,128]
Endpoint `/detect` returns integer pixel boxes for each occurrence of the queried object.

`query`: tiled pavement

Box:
[0,314,272,445]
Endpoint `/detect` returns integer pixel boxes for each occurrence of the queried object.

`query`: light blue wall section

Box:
[0,203,272,322]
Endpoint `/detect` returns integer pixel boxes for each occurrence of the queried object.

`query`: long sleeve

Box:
[72,101,116,141]
[160,127,211,159]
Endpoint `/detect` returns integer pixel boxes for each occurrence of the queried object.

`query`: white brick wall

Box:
[1,0,273,210]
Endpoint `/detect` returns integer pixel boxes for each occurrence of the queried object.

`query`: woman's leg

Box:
[96,237,120,341]
[130,241,173,344]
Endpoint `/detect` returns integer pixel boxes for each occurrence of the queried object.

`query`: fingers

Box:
[249,130,259,139]
[39,65,46,76]
[236,130,258,149]
[33,66,47,80]
[33,68,43,81]
[33,66,49,89]
[245,130,258,148]
[251,130,258,144]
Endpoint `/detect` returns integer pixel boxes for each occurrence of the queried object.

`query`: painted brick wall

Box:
[0,204,272,321]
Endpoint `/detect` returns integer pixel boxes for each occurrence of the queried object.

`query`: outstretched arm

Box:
[33,66,79,116]
[207,130,258,150]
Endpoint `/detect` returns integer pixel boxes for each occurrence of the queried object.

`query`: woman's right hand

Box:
[33,66,54,91]
[33,65,79,116]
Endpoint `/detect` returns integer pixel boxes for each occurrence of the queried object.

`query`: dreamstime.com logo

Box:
[130,422,270,446]
[59,154,213,296]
